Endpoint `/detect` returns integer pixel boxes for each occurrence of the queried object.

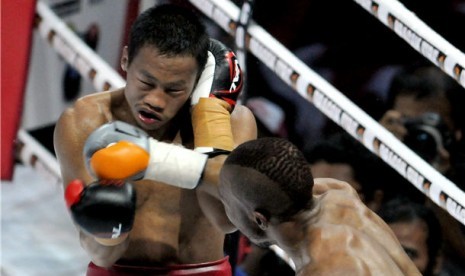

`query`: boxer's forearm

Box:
[79,230,130,268]
[198,155,227,196]
[196,155,237,233]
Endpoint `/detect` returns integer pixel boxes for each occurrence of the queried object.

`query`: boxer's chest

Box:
[122,181,219,263]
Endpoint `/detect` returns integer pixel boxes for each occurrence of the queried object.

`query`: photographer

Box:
[379,64,465,274]
[400,112,453,172]
[379,64,465,177]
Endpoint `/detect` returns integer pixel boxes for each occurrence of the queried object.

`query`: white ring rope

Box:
[35,1,125,91]
[16,1,125,186]
[17,129,62,186]
[354,0,465,90]
[188,0,465,226]
[235,0,254,103]
[21,1,465,229]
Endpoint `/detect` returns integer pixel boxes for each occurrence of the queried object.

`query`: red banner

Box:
[1,0,37,180]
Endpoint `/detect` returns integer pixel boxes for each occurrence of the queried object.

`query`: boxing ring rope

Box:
[353,0,465,90]
[188,0,465,226]
[16,1,126,186]
[234,0,254,102]
[21,0,465,237]
[35,1,125,92]
[17,129,62,186]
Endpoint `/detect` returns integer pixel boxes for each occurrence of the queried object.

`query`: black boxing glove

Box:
[191,39,243,155]
[191,38,243,110]
[65,179,136,245]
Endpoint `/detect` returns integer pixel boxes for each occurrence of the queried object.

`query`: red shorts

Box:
[86,256,232,276]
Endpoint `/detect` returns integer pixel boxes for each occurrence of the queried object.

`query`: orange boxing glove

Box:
[84,121,208,189]
[90,141,149,180]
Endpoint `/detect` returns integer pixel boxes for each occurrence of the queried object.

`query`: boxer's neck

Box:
[272,205,318,264]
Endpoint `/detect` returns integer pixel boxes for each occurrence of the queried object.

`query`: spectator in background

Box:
[378,196,443,276]
[62,23,100,102]
[305,132,382,211]
[378,64,465,275]
[379,64,465,181]
[304,131,424,212]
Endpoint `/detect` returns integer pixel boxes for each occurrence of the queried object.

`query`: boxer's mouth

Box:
[138,110,161,123]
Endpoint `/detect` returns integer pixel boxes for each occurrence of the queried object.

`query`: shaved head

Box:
[220,138,314,223]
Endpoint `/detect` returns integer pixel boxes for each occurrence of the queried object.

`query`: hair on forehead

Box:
[127,3,209,72]
[225,137,314,218]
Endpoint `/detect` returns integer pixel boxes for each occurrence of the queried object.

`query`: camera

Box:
[403,112,453,163]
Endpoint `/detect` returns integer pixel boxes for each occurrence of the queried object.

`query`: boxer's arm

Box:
[79,106,256,234]
[189,39,256,232]
[54,103,129,267]
[54,104,96,186]
[79,230,130,267]
[190,38,243,156]
[196,105,257,233]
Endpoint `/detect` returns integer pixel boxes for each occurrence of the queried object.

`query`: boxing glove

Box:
[84,121,208,189]
[64,179,136,245]
[191,39,243,156]
[191,38,243,110]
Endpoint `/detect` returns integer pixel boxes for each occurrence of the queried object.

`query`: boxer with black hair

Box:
[218,137,420,275]
[54,3,256,275]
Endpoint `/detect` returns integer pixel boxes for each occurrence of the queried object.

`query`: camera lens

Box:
[404,128,437,162]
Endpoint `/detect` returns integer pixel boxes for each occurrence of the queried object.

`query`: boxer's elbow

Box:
[197,189,237,233]
[91,256,117,269]
[220,222,238,234]
[79,230,128,268]
[212,211,237,234]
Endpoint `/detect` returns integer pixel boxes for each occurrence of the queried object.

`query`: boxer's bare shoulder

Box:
[57,89,128,140]
[59,92,109,128]
[313,178,358,196]
[54,89,125,184]
[303,225,406,275]
[310,179,421,275]
[71,90,121,121]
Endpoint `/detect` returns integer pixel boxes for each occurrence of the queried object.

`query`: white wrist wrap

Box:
[144,139,208,189]
[194,147,215,154]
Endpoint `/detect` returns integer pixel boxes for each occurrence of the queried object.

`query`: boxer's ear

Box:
[121,46,129,72]
[253,211,268,231]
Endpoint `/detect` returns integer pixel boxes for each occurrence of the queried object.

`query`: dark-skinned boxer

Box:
[218,138,421,276]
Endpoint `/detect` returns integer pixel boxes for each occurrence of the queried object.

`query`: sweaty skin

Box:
[220,163,421,276]
[300,178,421,276]
[54,46,257,267]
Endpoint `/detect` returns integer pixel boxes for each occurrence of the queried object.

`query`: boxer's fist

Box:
[191,39,242,154]
[84,121,151,180]
[191,38,243,111]
[84,121,208,189]
[65,179,136,245]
